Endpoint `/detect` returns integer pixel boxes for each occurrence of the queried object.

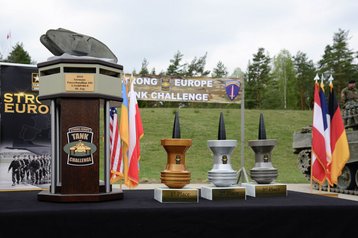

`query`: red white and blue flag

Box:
[311,81,331,185]
[110,107,123,183]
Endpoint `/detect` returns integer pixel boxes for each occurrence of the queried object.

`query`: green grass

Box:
[135,108,312,183]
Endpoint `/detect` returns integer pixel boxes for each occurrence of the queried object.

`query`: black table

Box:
[0,190,357,238]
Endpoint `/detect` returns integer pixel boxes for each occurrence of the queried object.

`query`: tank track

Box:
[297,149,358,196]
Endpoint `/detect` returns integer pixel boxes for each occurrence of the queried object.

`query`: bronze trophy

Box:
[160,111,192,188]
[154,111,198,203]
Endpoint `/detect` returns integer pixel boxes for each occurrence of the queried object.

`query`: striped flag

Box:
[328,80,350,185]
[109,107,123,183]
[311,81,331,185]
[126,81,144,188]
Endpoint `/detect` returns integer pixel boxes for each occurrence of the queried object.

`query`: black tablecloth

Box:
[0,190,357,238]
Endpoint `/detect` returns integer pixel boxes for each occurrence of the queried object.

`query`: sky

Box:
[0,0,358,74]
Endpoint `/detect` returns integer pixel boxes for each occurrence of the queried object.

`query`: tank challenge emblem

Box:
[161,78,171,91]
[63,126,97,166]
[225,80,240,101]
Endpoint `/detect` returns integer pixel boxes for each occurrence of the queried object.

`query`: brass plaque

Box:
[212,188,246,200]
[255,184,287,197]
[161,189,198,202]
[65,74,95,92]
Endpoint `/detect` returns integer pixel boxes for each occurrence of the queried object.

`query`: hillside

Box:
[136,108,311,183]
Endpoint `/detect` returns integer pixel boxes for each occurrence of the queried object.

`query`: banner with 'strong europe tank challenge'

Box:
[127,75,242,104]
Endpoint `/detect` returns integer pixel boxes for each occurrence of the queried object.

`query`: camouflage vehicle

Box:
[292,103,358,193]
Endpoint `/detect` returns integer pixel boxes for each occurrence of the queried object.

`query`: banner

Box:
[128,75,242,104]
[0,63,51,190]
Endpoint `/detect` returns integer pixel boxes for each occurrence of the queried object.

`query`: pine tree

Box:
[293,51,316,109]
[6,42,32,64]
[212,61,228,78]
[186,52,210,77]
[246,48,271,109]
[167,51,186,76]
[139,58,149,75]
[318,29,356,96]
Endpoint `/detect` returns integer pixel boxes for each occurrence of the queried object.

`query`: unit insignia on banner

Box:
[32,73,39,91]
[225,80,240,101]
[63,126,97,166]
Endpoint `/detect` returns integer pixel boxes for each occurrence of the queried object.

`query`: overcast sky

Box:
[0,0,357,74]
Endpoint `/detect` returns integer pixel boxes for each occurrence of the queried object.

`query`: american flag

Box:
[110,107,123,183]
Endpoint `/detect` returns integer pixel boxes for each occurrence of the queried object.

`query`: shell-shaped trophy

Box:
[248,113,278,184]
[160,112,192,189]
[207,112,238,187]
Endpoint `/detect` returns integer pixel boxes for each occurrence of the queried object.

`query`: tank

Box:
[292,105,358,193]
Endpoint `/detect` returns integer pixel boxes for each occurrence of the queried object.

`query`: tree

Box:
[186,52,210,77]
[5,42,32,64]
[246,48,271,108]
[167,51,186,76]
[230,67,245,78]
[212,61,228,78]
[318,29,357,97]
[139,58,149,75]
[269,49,297,109]
[293,51,316,109]
[151,67,156,75]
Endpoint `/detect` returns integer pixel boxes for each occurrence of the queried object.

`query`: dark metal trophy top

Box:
[218,112,227,140]
[172,111,181,139]
[40,28,118,63]
[258,113,267,140]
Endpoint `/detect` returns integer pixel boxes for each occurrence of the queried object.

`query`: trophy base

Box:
[37,189,123,202]
[154,187,199,203]
[201,186,246,200]
[242,183,287,197]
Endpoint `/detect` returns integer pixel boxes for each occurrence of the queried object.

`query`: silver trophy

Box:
[207,113,238,187]
[248,113,278,184]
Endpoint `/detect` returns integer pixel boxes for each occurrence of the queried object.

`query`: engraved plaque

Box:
[65,74,95,92]
[154,188,199,203]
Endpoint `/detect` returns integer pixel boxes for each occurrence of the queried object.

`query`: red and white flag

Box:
[110,107,123,183]
[126,81,144,188]
[311,81,331,185]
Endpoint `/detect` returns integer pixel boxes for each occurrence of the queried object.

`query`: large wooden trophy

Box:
[37,28,123,202]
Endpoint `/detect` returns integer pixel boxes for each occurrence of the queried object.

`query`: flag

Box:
[328,81,350,185]
[120,80,129,185]
[311,81,330,184]
[126,81,144,188]
[109,107,123,183]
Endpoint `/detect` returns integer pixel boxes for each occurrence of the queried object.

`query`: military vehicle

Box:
[292,105,358,194]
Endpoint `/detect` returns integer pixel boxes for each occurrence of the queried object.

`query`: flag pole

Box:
[311,74,320,193]
[237,64,249,184]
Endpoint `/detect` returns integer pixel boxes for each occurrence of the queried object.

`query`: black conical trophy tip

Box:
[172,111,181,139]
[218,112,226,140]
[258,113,267,140]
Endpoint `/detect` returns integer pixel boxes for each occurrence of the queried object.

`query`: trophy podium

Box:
[242,113,287,197]
[37,29,124,202]
[201,113,246,200]
[155,112,199,203]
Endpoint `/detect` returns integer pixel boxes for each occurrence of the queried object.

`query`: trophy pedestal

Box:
[38,189,123,202]
[242,183,287,197]
[154,187,199,203]
[201,186,246,200]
